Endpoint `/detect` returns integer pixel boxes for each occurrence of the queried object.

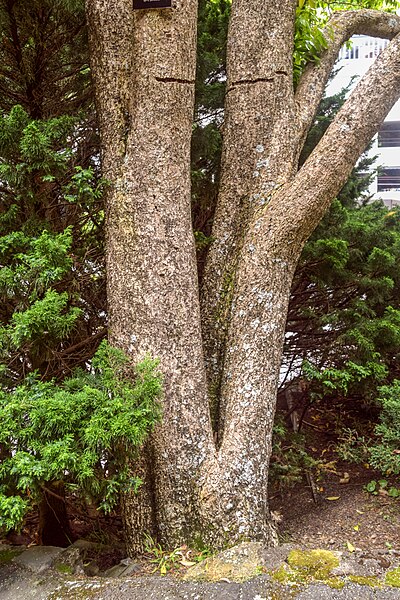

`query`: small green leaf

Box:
[365,480,377,493]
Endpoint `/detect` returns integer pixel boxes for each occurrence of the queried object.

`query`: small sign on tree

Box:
[133,0,173,8]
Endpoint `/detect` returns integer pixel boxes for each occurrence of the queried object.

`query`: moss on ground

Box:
[270,550,343,589]
[270,564,299,585]
[386,567,400,587]
[347,575,382,588]
[270,548,400,591]
[55,563,73,574]
[287,549,340,579]
[0,547,24,564]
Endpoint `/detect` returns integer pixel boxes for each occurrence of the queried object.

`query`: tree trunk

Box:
[200,0,298,434]
[86,0,216,552]
[86,0,400,553]
[38,482,72,547]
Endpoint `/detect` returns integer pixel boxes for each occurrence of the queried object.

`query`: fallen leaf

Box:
[180,559,196,567]
[326,496,340,501]
[356,509,364,515]
[346,541,356,552]
[353,524,359,531]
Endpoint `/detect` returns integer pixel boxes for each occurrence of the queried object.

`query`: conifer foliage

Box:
[283,89,400,407]
[2,0,400,549]
[0,0,109,543]
[0,0,104,389]
[0,341,162,537]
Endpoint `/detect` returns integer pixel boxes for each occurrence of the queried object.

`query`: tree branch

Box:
[270,31,400,253]
[295,9,400,149]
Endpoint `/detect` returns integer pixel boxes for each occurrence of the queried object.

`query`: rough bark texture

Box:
[86,0,400,554]
[295,10,400,147]
[200,1,298,433]
[86,0,215,552]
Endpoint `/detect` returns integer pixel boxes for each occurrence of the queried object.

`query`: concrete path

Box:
[1,543,400,600]
[2,563,400,599]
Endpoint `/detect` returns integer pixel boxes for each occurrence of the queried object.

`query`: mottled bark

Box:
[199,5,400,544]
[295,10,400,149]
[285,30,400,249]
[86,0,400,553]
[200,0,298,433]
[201,5,400,440]
[86,0,215,552]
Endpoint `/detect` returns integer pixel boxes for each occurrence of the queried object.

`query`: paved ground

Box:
[2,543,400,600]
[61,577,400,600]
[2,563,400,600]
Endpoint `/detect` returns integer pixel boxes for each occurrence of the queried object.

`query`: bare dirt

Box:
[270,402,400,553]
[272,470,400,551]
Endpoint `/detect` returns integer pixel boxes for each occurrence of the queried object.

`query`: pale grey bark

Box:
[86,0,215,551]
[199,6,400,546]
[285,30,400,248]
[86,0,400,553]
[201,6,400,442]
[211,21,400,477]
[200,0,297,433]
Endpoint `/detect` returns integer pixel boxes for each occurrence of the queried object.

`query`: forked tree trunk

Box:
[86,0,400,554]
[200,0,298,437]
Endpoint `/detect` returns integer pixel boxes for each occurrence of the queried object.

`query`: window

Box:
[377,168,400,192]
[378,122,400,148]
[344,46,359,59]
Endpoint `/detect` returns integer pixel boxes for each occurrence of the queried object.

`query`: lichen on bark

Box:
[86,0,400,554]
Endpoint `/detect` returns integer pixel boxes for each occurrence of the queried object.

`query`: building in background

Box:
[327,35,400,208]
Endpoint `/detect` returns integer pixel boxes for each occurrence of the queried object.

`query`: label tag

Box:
[133,0,173,8]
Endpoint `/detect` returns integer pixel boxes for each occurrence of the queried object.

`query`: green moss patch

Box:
[55,563,73,574]
[287,549,340,580]
[386,567,400,588]
[347,575,382,588]
[0,547,24,564]
[270,564,299,585]
[270,549,400,591]
[270,549,344,589]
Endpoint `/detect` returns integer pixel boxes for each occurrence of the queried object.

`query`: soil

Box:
[270,402,400,553]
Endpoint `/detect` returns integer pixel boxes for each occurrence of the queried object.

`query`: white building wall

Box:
[326,35,400,208]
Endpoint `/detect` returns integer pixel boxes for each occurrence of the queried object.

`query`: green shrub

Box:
[369,380,400,475]
[335,427,371,464]
[0,341,162,531]
[270,416,318,490]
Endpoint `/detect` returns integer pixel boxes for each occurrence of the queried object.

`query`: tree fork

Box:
[200,0,298,404]
[86,0,400,553]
